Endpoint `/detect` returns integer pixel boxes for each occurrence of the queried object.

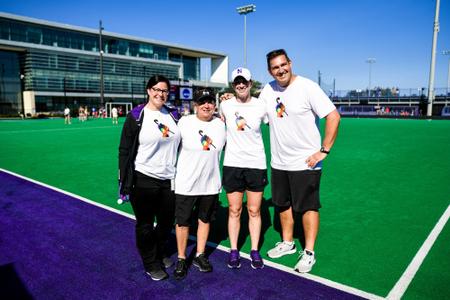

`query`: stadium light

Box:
[236,4,256,67]
[427,0,441,117]
[443,50,450,96]
[366,58,376,97]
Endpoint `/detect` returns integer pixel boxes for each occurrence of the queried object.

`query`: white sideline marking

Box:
[386,205,450,300]
[1,168,383,300]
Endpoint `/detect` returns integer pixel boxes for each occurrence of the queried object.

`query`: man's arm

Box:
[305,109,340,168]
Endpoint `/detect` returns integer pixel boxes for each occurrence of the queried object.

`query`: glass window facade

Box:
[0,50,22,115]
[0,17,200,81]
[169,53,200,81]
[22,50,180,94]
[0,15,226,115]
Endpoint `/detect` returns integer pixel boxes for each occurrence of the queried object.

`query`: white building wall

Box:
[210,56,228,86]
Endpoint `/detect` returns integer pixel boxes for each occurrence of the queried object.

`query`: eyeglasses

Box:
[151,87,169,95]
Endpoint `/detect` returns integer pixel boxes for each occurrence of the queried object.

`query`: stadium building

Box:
[0,12,228,116]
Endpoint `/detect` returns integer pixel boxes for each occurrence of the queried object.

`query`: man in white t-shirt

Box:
[259,49,340,273]
[220,67,267,269]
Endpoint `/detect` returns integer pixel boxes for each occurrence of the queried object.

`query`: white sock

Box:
[283,240,294,246]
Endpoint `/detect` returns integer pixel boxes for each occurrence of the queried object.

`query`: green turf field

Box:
[0,117,449,299]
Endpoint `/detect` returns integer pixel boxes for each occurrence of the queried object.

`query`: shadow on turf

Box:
[210,197,273,251]
[154,197,306,263]
[0,263,33,299]
[166,197,274,258]
[272,203,306,250]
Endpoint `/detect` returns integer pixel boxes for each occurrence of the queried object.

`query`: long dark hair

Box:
[146,75,171,93]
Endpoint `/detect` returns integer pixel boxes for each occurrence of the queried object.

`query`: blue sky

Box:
[1,0,449,90]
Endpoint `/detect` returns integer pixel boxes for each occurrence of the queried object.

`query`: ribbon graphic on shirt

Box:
[199,130,216,150]
[275,97,288,117]
[154,119,174,137]
[234,112,251,131]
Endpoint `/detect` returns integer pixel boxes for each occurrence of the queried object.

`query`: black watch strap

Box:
[320,146,330,154]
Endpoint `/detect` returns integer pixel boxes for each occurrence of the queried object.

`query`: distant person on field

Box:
[78,106,85,122]
[112,107,119,124]
[64,107,71,124]
[84,106,89,121]
[259,49,340,273]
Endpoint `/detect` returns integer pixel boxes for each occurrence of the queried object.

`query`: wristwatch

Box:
[320,146,330,154]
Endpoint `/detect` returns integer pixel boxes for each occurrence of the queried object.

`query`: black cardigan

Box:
[118,104,179,195]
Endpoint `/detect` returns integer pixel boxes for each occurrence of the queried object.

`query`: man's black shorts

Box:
[271,167,322,214]
[175,194,219,226]
[222,166,268,193]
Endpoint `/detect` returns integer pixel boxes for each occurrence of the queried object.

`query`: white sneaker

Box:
[267,241,296,258]
[294,250,316,273]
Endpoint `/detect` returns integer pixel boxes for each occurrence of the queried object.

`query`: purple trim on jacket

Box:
[130,103,179,123]
[130,104,145,121]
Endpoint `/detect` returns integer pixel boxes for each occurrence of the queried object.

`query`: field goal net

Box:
[105,102,133,118]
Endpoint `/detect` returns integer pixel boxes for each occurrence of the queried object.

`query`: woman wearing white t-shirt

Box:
[220,68,268,270]
[118,75,181,281]
[173,89,226,280]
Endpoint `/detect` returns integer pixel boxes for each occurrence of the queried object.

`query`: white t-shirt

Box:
[220,96,267,169]
[64,108,70,116]
[112,107,118,118]
[259,76,336,171]
[134,106,181,180]
[175,114,226,195]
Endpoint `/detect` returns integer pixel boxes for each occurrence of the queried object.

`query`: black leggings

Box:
[130,172,175,272]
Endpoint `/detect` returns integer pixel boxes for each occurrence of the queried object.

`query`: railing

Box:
[329,87,450,104]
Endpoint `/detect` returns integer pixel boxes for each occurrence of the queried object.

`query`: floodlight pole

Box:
[366,58,376,97]
[427,0,440,117]
[237,4,256,67]
[99,20,104,106]
[443,50,450,96]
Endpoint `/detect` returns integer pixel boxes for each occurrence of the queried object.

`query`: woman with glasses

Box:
[118,75,181,281]
[220,67,268,270]
[173,88,226,280]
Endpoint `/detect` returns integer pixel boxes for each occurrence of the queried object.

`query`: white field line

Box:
[386,204,450,300]
[1,168,383,300]
[0,168,134,220]
[0,126,117,134]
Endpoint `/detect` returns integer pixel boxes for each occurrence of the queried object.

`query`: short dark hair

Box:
[146,75,171,91]
[266,49,291,69]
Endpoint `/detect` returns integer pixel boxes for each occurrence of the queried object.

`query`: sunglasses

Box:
[233,77,250,86]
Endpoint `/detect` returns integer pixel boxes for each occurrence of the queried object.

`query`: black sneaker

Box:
[162,256,173,269]
[145,268,169,281]
[173,258,188,280]
[193,254,213,272]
